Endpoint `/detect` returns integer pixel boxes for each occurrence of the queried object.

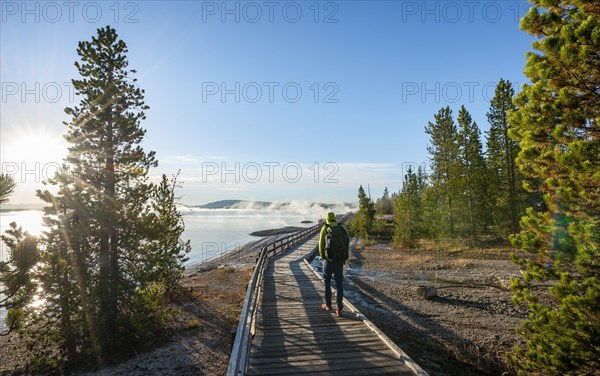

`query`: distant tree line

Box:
[352,1,599,374]
[351,79,543,247]
[392,80,539,246]
[351,79,539,246]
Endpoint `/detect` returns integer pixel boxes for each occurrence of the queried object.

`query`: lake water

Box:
[0,205,348,328]
[0,207,332,264]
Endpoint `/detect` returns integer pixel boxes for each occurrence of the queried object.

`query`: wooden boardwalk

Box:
[247,234,426,375]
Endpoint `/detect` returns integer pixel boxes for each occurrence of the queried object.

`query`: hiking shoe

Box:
[336,309,343,317]
[322,303,332,311]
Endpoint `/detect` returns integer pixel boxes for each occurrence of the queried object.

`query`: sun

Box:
[1,124,68,169]
[1,123,69,202]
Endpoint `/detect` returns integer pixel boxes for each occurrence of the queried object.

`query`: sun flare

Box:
[2,126,67,167]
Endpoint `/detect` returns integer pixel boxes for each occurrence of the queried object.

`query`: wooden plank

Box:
[253,327,375,339]
[259,299,328,305]
[248,366,415,376]
[246,232,423,376]
[257,320,364,328]
[257,321,365,331]
[248,360,415,375]
[250,342,391,358]
[249,354,403,369]
[252,334,386,348]
[250,347,400,364]
[251,338,387,353]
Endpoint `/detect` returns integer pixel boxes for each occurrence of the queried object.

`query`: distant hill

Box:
[194,200,355,210]
[194,200,272,209]
[0,203,44,211]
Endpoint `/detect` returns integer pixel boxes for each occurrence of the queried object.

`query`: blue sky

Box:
[1,0,534,206]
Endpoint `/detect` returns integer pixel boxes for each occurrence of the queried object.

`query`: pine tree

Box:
[0,223,37,336]
[486,79,526,235]
[375,187,394,215]
[351,185,376,238]
[0,174,17,204]
[425,106,461,236]
[393,167,425,247]
[507,1,600,374]
[134,173,190,287]
[1,175,37,337]
[36,176,97,363]
[421,184,445,239]
[457,105,488,237]
[33,26,189,364]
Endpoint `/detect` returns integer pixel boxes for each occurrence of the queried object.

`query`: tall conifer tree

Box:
[393,167,425,246]
[458,106,488,237]
[486,79,524,235]
[425,106,461,236]
[352,185,376,238]
[507,1,600,373]
[34,26,189,363]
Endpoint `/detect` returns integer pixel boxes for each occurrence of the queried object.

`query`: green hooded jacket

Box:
[318,212,350,260]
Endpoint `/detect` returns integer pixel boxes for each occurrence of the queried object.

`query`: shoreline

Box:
[185,223,321,274]
[185,229,304,275]
[249,226,306,236]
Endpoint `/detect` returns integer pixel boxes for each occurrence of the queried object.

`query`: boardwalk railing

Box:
[227,222,323,376]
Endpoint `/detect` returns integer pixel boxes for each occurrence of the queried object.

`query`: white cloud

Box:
[173,154,200,163]
[219,187,246,192]
[149,160,423,205]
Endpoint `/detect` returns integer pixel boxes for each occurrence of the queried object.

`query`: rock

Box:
[416,285,438,300]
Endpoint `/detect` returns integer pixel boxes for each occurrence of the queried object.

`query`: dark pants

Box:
[323,259,344,310]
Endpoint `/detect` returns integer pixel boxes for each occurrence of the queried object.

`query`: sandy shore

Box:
[185,231,293,275]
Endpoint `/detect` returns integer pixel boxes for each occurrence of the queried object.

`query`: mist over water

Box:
[180,201,354,263]
[181,208,316,264]
[0,203,352,325]
[0,202,353,264]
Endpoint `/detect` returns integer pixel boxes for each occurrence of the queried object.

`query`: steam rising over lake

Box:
[0,202,352,325]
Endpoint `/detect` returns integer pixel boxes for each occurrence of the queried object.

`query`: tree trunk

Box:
[98,197,111,356]
[445,164,455,235]
[106,76,118,355]
[100,69,118,358]
[463,130,476,239]
[503,119,519,235]
[71,229,99,360]
[60,263,77,362]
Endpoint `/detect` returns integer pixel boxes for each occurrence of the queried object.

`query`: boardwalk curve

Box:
[229,227,428,376]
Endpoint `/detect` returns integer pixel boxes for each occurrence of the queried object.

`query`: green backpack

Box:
[324,224,349,262]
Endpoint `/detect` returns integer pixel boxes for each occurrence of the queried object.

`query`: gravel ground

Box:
[0,264,253,376]
[0,230,302,375]
[1,230,526,376]
[75,264,253,376]
[342,239,527,376]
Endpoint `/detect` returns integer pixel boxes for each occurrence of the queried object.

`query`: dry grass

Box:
[0,265,254,375]
[182,266,252,324]
[185,319,201,330]
[348,239,524,376]
[416,237,513,253]
[446,258,475,269]
[389,252,433,266]
[384,238,516,262]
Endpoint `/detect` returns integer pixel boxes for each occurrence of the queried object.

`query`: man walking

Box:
[319,212,350,317]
